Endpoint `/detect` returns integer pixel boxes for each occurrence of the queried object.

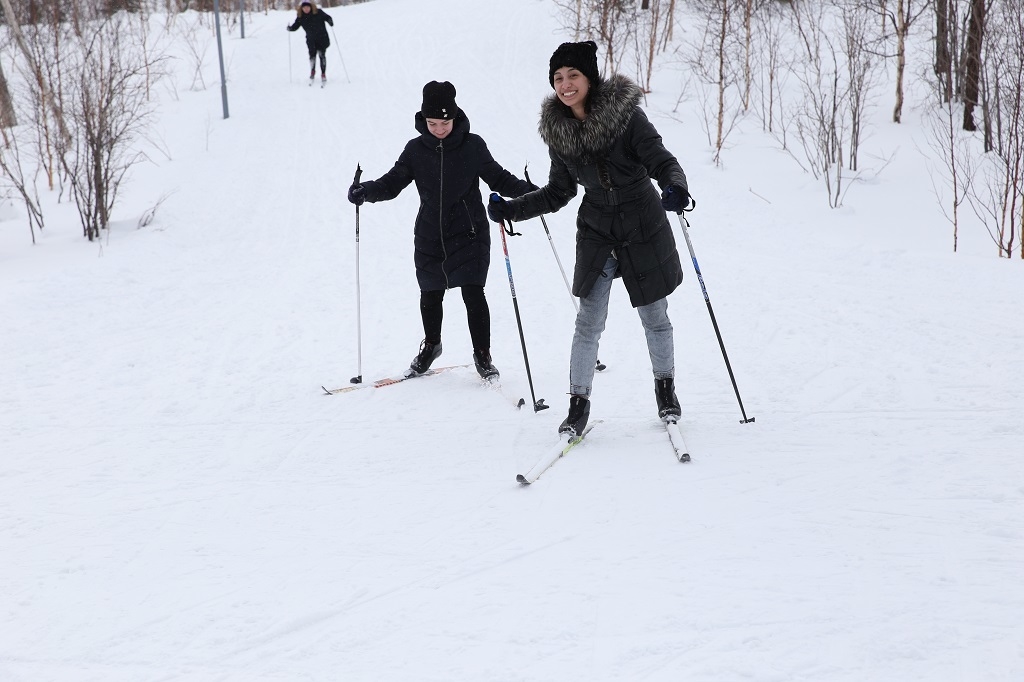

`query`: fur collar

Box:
[538,73,642,164]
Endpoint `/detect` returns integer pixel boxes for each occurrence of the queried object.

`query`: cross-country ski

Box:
[517,422,599,485]
[665,418,691,462]
[322,364,470,395]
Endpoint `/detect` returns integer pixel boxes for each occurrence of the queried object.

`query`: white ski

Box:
[664,418,691,462]
[516,422,598,485]
[322,364,471,395]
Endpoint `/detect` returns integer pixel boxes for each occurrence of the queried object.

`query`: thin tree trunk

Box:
[743,0,753,111]
[0,60,16,128]
[962,0,985,131]
[893,0,907,122]
[934,0,951,102]
[716,1,728,162]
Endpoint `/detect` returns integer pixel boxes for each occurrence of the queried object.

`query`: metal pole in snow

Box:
[212,0,230,119]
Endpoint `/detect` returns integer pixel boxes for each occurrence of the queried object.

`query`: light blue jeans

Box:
[569,255,675,397]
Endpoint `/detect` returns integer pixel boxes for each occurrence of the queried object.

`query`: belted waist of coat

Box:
[583,178,655,206]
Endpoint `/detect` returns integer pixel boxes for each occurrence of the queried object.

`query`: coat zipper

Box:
[462,200,476,239]
[437,140,450,289]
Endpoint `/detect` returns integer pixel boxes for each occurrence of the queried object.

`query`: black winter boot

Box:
[408,340,442,376]
[655,377,681,422]
[473,349,499,381]
[558,395,591,437]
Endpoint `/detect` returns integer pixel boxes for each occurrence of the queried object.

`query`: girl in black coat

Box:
[287,1,333,84]
[487,41,691,435]
[347,81,534,380]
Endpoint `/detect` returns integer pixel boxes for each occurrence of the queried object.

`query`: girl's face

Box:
[426,117,454,140]
[301,4,311,12]
[552,67,590,110]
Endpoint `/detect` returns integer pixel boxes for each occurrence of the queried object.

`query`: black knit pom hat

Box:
[420,81,458,120]
[548,40,600,88]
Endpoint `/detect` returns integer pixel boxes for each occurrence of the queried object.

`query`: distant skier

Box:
[287,1,333,85]
[486,41,691,436]
[347,81,534,381]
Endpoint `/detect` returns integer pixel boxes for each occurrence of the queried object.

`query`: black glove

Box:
[487,193,511,223]
[661,184,690,213]
[348,184,366,206]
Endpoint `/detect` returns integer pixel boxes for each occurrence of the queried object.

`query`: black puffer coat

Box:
[361,113,533,291]
[287,8,332,50]
[505,74,688,307]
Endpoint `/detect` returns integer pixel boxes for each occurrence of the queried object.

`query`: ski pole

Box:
[492,196,548,413]
[523,165,605,371]
[287,27,292,83]
[329,25,350,83]
[674,202,754,424]
[350,164,363,384]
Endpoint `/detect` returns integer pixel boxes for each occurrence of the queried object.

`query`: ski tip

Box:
[516,398,526,409]
[321,385,332,395]
[516,474,531,485]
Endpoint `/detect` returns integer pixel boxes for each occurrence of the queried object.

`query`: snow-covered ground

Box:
[2,0,1023,679]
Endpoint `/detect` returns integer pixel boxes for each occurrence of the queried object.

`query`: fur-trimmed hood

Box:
[538,73,643,164]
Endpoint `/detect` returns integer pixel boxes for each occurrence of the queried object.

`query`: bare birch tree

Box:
[789,0,851,206]
[925,88,973,251]
[0,58,16,128]
[0,123,46,244]
[684,0,746,165]
[50,12,164,240]
[841,1,881,171]
[0,0,70,142]
[751,0,791,140]
[966,0,1023,256]
[865,0,932,123]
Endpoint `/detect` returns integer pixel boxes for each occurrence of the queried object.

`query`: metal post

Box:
[212,0,230,119]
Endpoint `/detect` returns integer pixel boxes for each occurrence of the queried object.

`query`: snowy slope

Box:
[1,0,1023,679]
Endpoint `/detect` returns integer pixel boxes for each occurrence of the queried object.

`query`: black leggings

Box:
[308,48,326,75]
[420,286,490,351]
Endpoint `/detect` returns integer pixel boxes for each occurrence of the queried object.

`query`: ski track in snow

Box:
[2,0,1023,679]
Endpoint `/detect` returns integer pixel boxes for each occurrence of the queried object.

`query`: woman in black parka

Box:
[347,81,534,380]
[487,41,692,436]
[287,1,333,84]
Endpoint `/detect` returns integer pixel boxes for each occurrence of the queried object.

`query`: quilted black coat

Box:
[361,113,533,291]
[287,8,332,50]
[504,74,688,307]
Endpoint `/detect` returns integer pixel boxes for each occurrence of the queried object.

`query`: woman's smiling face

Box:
[552,66,590,111]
